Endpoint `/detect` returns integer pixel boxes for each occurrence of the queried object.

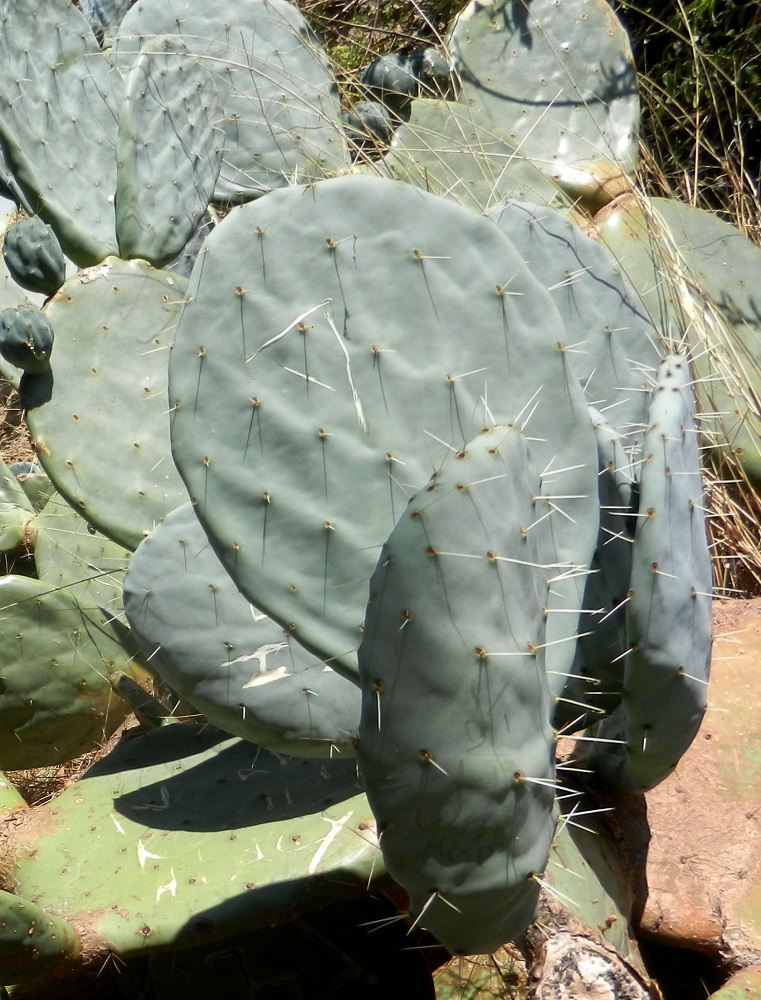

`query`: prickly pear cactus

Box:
[588,355,712,791]
[0,574,146,769]
[379,99,561,212]
[595,194,761,484]
[115,36,222,267]
[23,258,189,549]
[2,723,379,978]
[113,0,348,202]
[0,889,80,984]
[0,0,122,266]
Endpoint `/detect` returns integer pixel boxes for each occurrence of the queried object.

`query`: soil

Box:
[0,379,36,466]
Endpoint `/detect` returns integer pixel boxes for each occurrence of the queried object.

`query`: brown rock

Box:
[636,599,761,971]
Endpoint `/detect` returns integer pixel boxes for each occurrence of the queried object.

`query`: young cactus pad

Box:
[0,305,54,375]
[1,217,66,298]
[357,427,557,955]
[168,173,600,694]
[123,502,361,756]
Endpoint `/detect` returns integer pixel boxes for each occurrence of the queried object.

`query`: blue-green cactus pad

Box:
[0,456,34,555]
[113,0,348,202]
[487,199,662,434]
[116,36,222,268]
[123,503,361,756]
[31,493,133,627]
[24,258,189,550]
[588,355,712,791]
[357,427,557,955]
[0,0,121,266]
[378,99,561,212]
[449,0,639,190]
[1,216,66,297]
[595,195,761,483]
[0,305,54,374]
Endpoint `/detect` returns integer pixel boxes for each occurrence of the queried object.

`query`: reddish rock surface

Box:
[638,599,761,970]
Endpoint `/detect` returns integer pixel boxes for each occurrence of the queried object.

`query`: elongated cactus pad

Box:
[588,355,712,791]
[357,427,557,955]
[116,36,222,267]
[0,0,121,266]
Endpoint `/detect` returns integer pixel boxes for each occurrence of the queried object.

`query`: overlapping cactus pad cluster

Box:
[0,0,758,993]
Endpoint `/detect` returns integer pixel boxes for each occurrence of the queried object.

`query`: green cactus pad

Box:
[168,173,600,692]
[116,36,222,268]
[31,493,133,628]
[588,356,712,792]
[113,0,348,202]
[23,258,189,550]
[1,217,66,297]
[378,99,561,212]
[123,503,361,756]
[0,889,80,985]
[8,724,379,964]
[0,0,121,266]
[449,0,639,196]
[0,575,142,769]
[357,426,557,955]
[0,774,27,817]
